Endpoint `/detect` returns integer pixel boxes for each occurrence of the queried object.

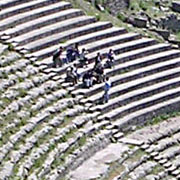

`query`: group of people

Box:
[52,43,115,103]
[52,43,88,68]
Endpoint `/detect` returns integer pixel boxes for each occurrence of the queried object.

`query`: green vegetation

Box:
[59,39,67,44]
[175,31,180,41]
[18,88,27,97]
[7,43,15,51]
[66,0,125,26]
[151,164,164,175]
[66,0,165,42]
[146,111,180,126]
[99,149,146,180]
[117,12,126,22]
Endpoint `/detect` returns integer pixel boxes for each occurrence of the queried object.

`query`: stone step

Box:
[118,137,144,146]
[72,43,172,97]
[86,37,157,64]
[0,103,82,178]
[0,0,63,20]
[36,37,157,71]
[159,146,180,161]
[14,116,106,178]
[29,21,112,60]
[172,169,180,176]
[84,32,141,53]
[0,0,35,9]
[152,138,179,153]
[0,0,32,9]
[45,129,111,179]
[113,132,124,139]
[90,72,180,114]
[112,96,180,131]
[98,85,180,122]
[107,49,180,77]
[12,15,93,46]
[2,9,85,38]
[0,95,72,157]
[77,50,180,101]
[170,154,180,169]
[151,131,180,153]
[65,26,127,47]
[0,1,71,31]
[19,16,96,52]
[114,43,172,65]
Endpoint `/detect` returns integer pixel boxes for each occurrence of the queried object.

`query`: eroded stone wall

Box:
[103,0,129,16]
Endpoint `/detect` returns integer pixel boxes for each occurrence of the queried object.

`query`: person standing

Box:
[103,77,111,103]
[79,48,89,67]
[52,46,63,67]
[106,49,115,68]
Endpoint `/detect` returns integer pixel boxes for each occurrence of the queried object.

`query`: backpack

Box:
[104,82,111,92]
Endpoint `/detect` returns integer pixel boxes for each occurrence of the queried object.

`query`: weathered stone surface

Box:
[102,0,129,16]
[69,143,129,180]
[172,1,180,13]
[155,29,170,40]
[0,161,14,178]
[119,137,144,146]
[132,17,147,28]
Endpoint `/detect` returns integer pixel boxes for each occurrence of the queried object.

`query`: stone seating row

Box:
[2,0,180,178]
[0,0,63,20]
[25,118,104,179]
[74,52,180,108]
[0,96,74,168]
[0,78,65,127]
[91,73,180,115]
[129,161,157,179]
[111,119,180,180]
[15,106,86,178]
[33,21,113,62]
[70,43,172,96]
[113,96,180,131]
[0,50,20,67]
[82,58,180,105]
[4,109,102,179]
[42,37,157,78]
[0,1,71,31]
[12,15,95,47]
[2,8,85,38]
[147,132,180,153]
[158,146,180,160]
[46,129,111,180]
[0,78,61,116]
[0,0,32,9]
[0,62,36,91]
[0,103,74,179]
[98,86,180,126]
[16,22,132,55]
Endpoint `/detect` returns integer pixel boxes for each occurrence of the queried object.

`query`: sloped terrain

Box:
[1,0,180,180]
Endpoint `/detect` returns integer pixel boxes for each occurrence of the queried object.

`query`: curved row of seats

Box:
[70,117,180,180]
[1,0,180,179]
